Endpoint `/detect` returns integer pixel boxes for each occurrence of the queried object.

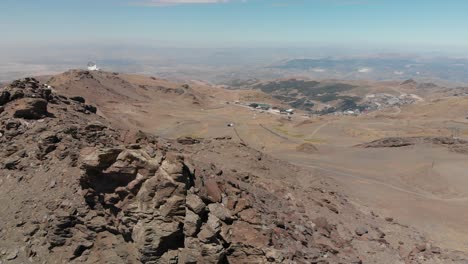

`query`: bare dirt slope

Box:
[47,70,281,137]
[48,70,210,131]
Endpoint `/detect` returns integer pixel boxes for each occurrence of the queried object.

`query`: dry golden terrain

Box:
[49,70,468,252]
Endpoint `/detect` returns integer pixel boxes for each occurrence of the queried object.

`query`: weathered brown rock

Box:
[71,239,94,259]
[197,214,221,243]
[47,211,77,248]
[208,203,233,222]
[355,226,368,236]
[37,132,60,159]
[202,179,223,203]
[177,137,201,145]
[0,90,10,105]
[85,121,107,132]
[178,247,198,264]
[160,195,186,218]
[186,194,206,214]
[234,197,251,213]
[159,249,179,263]
[183,209,201,237]
[183,237,225,263]
[12,98,48,119]
[230,221,270,248]
[80,147,123,171]
[70,96,86,103]
[6,249,18,260]
[226,196,237,211]
[238,208,261,225]
[85,104,97,114]
[132,221,183,263]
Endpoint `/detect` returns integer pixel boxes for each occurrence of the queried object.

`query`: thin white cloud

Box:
[358,67,371,73]
[130,0,236,6]
[312,68,326,72]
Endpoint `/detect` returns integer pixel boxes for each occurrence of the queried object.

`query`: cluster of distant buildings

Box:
[247,102,295,115]
[234,92,424,119]
[308,92,425,117]
[363,93,423,111]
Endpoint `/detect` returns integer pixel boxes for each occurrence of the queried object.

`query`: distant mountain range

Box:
[271,57,468,84]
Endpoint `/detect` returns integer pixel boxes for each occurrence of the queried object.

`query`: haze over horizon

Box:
[2,0,468,82]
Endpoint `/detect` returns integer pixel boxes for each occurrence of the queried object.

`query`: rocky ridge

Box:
[358,136,468,154]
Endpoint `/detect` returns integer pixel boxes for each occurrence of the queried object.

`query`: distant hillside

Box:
[252,79,359,112]
[48,70,205,105]
[226,77,459,115]
[400,79,418,86]
[45,70,215,131]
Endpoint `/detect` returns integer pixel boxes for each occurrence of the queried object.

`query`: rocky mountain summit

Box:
[0,77,467,263]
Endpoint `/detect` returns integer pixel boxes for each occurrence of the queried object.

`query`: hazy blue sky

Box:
[1,0,468,50]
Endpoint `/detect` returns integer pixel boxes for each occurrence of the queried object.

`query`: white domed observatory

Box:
[87,61,100,71]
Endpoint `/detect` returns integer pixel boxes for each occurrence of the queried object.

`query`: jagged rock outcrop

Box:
[359,136,468,154]
[12,98,49,119]
[78,145,325,263]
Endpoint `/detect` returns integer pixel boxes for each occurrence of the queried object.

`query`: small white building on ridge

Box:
[87,62,100,71]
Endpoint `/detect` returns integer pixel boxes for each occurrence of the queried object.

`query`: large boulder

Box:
[197,214,221,243]
[200,179,223,203]
[12,98,48,119]
[230,221,270,248]
[208,203,233,222]
[184,209,202,237]
[186,194,206,214]
[182,237,226,263]
[0,90,10,105]
[70,96,86,103]
[80,147,124,171]
[132,221,184,263]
